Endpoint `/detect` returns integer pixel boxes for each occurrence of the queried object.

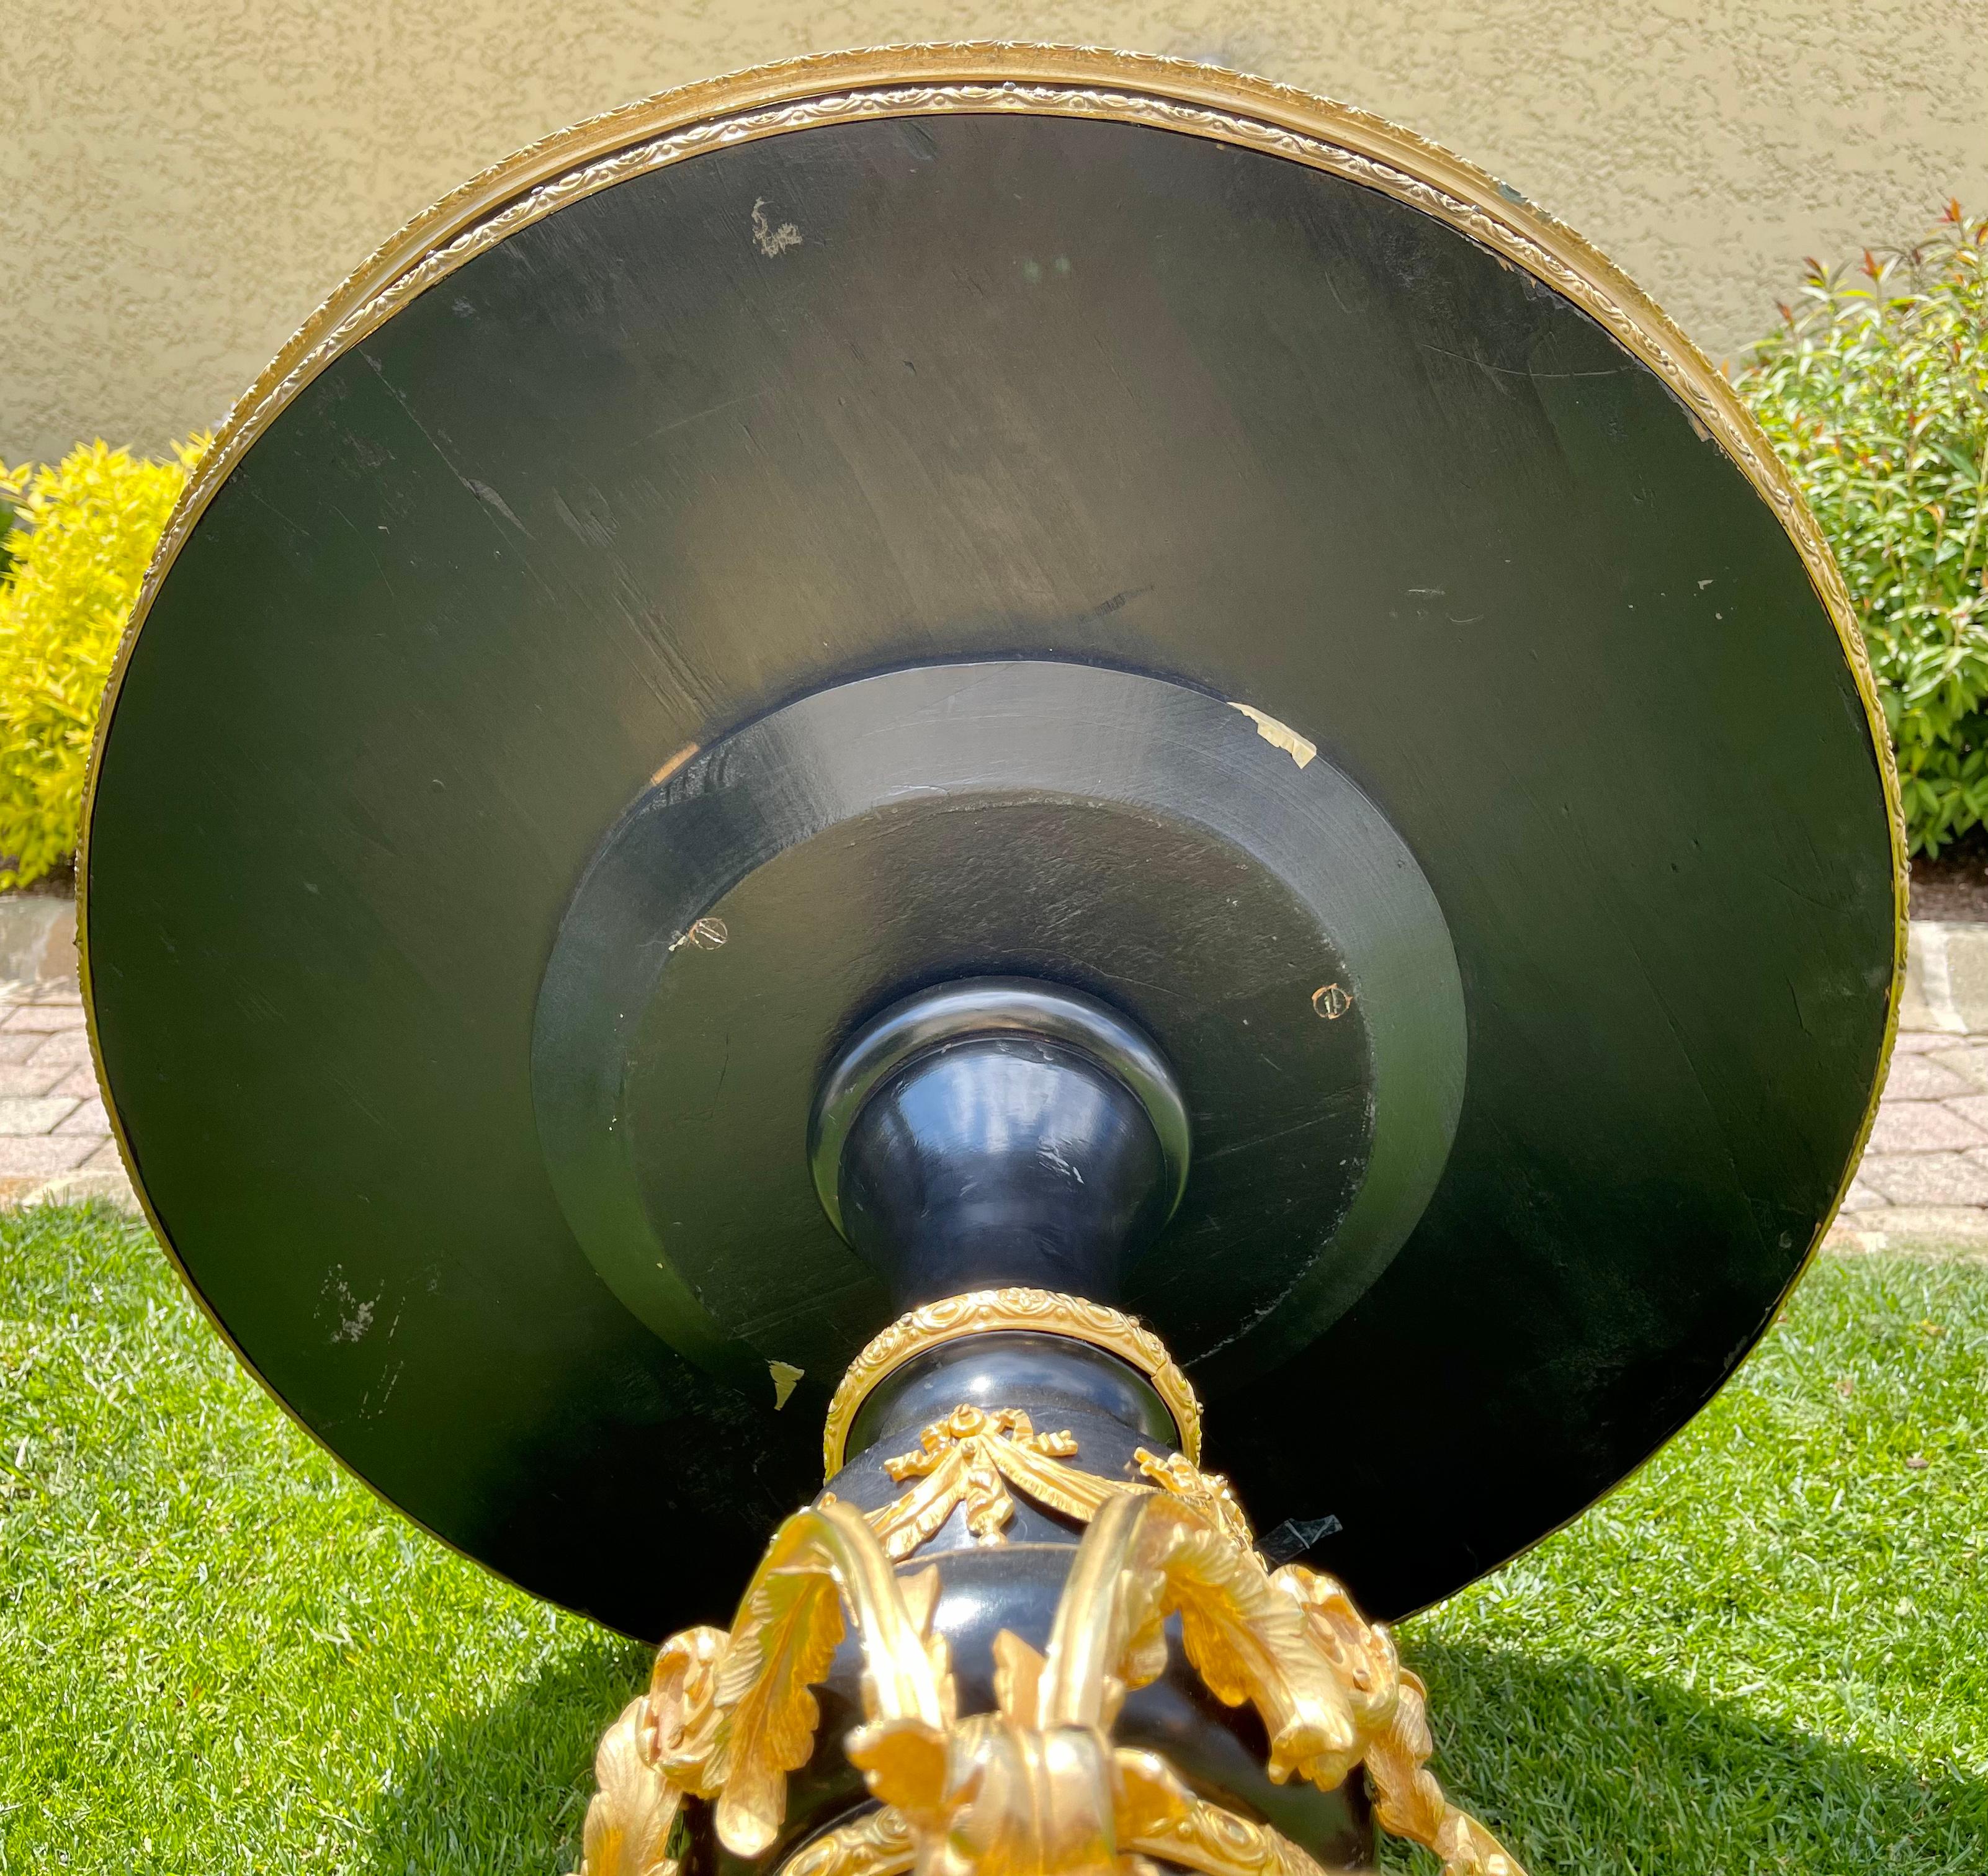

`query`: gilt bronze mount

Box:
[576,1298,1524,1876]
[81,42,1902,1876]
[822,1287,1204,1478]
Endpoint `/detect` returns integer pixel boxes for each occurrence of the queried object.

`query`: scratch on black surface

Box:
[360,1358,405,1421]
[1788,976,1816,1040]
[323,500,409,607]
[1420,342,1631,382]
[1193,1275,1305,1359]
[624,388,775,447]
[362,351,530,538]
[1198,1109,1337,1161]
[1759,869,1842,912]
[465,479,531,534]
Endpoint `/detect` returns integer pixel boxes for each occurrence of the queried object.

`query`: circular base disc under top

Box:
[83,48,1900,1635]
[530,659,1464,1395]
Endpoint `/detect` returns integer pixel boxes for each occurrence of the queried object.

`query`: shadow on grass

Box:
[360,1631,649,1876]
[359,1633,1985,1876]
[1391,1638,1986,1874]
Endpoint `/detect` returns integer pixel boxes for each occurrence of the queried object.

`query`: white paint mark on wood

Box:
[751,199,802,257]
[321,1266,380,1342]
[1229,702,1317,769]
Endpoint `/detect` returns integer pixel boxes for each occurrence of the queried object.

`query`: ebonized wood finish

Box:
[838,1032,1171,1308]
[87,104,1896,1636]
[532,661,1460,1403]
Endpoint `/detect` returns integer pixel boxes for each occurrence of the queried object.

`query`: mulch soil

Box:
[1912,828,1988,923]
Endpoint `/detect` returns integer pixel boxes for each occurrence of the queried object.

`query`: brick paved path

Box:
[4,931,1986,1244]
[0,978,134,1210]
[1834,1029,1988,1247]
[1830,921,1988,1250]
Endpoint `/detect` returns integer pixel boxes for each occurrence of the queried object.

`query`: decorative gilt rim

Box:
[822,1287,1204,1477]
[77,43,1906,1553]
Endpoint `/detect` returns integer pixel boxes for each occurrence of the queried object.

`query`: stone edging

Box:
[1899,919,1988,1035]
[0,891,76,986]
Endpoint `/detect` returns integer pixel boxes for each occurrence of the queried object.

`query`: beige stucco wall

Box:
[6,1,1986,463]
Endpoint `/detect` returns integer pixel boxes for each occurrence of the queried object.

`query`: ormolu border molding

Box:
[77,46,1907,1584]
[822,1287,1204,1476]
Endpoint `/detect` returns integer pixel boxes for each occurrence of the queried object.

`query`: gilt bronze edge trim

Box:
[822,1288,1205,1478]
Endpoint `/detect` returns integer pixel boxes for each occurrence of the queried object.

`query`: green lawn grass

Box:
[2,1205,1983,1874]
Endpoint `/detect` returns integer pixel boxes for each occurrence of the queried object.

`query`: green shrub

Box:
[0,437,204,888]
[1734,204,1988,854]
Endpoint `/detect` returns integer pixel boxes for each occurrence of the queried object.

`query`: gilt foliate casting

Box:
[578,1499,951,1875]
[575,1444,1525,1876]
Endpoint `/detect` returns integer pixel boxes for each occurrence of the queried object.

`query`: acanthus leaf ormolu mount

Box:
[83,44,1902,1876]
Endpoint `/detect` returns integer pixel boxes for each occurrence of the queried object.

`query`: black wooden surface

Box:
[88,110,1894,1633]
[531,661,1462,1416]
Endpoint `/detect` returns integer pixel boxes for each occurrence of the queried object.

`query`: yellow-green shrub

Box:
[0,437,205,888]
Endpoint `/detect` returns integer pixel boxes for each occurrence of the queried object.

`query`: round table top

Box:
[83,47,1902,1636]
